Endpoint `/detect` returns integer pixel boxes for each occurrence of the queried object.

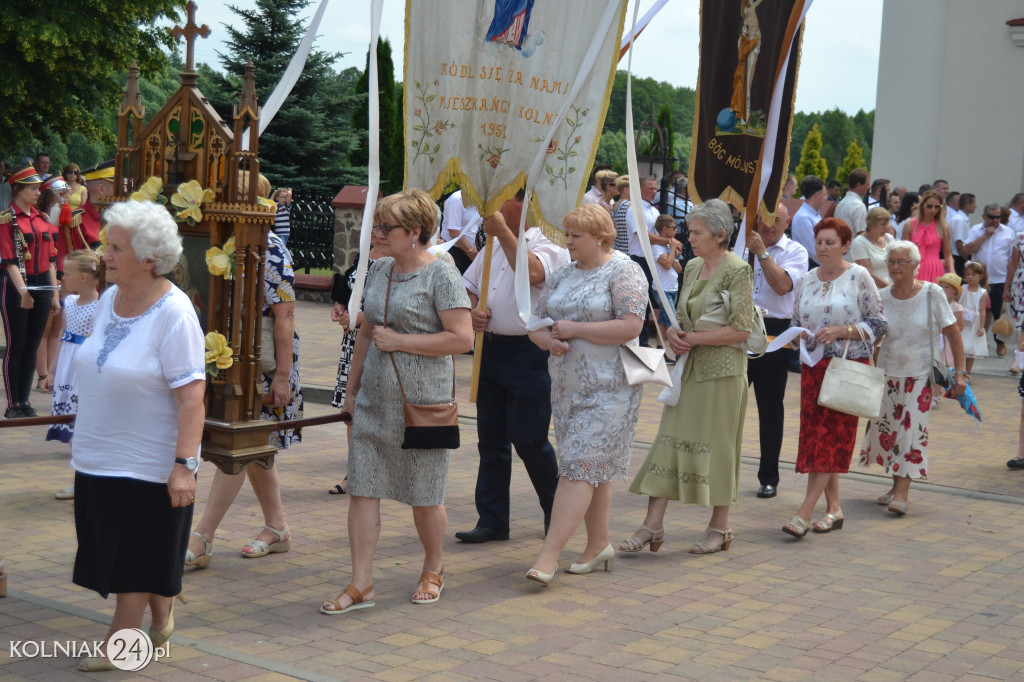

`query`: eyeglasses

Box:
[985,214,1001,220]
[886,259,913,267]
[373,223,404,235]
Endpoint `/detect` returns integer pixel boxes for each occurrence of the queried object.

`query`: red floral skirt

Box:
[795,357,865,474]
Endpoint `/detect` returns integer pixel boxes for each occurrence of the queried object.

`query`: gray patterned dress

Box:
[349,257,470,506]
[535,251,648,484]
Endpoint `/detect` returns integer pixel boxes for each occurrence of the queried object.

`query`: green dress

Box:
[628,252,754,507]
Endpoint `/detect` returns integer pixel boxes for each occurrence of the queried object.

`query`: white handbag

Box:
[817,326,884,419]
[619,345,672,387]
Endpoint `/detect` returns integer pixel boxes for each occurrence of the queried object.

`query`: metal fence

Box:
[287,189,335,273]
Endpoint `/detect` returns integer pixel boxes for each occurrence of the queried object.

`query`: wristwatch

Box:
[757,251,770,261]
[174,457,199,472]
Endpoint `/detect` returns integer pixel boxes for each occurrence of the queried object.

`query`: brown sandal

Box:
[411,570,443,604]
[320,584,375,615]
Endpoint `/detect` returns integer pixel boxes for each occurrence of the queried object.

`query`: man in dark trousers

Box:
[457,190,569,542]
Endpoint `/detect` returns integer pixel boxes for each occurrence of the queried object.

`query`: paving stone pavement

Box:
[2,299,1024,681]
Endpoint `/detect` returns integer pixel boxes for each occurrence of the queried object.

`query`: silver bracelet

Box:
[952,369,970,381]
[17,286,28,290]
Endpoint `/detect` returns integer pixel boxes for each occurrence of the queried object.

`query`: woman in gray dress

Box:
[321,189,472,614]
[525,205,648,585]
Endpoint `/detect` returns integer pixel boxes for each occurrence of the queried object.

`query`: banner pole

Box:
[469,233,495,403]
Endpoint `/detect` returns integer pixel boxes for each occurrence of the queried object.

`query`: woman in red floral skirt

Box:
[858,241,967,515]
[784,218,888,537]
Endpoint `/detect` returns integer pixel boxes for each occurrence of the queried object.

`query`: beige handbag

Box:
[694,289,769,357]
[619,345,672,387]
[992,310,1013,337]
[260,320,277,375]
[817,326,885,419]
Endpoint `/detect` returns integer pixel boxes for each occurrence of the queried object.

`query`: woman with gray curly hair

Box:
[859,240,966,515]
[623,198,755,555]
[72,200,206,671]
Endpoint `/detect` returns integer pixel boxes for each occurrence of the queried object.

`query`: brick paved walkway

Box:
[2,300,1024,680]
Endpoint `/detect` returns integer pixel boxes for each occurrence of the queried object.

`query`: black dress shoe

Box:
[455,527,509,543]
[4,407,25,419]
[757,485,777,498]
[21,405,38,418]
[1008,458,1024,470]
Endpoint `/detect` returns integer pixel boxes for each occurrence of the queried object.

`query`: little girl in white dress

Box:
[959,261,990,375]
[45,250,100,499]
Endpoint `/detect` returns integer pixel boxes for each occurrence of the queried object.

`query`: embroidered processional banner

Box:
[404,0,626,238]
[689,0,807,224]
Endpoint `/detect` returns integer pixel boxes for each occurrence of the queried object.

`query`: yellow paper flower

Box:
[130,176,164,202]
[205,236,236,278]
[171,180,216,224]
[95,225,108,256]
[204,331,233,373]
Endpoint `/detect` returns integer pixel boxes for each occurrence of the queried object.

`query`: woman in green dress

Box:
[622,198,755,554]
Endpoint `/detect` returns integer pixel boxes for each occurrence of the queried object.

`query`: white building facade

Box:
[872,1,1024,210]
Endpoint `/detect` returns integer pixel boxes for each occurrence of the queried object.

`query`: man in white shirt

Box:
[581,168,613,206]
[441,190,483,273]
[791,175,826,267]
[627,176,680,347]
[962,204,1016,356]
[745,203,806,499]
[834,168,869,246]
[947,191,969,276]
[1009,193,1024,236]
[867,178,889,209]
[458,190,569,543]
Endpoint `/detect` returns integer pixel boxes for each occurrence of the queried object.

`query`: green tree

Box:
[818,108,855,179]
[794,123,828,182]
[0,0,180,155]
[835,138,866,187]
[350,37,403,193]
[217,0,354,195]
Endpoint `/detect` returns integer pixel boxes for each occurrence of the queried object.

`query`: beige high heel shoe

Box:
[619,525,665,553]
[566,544,614,574]
[149,593,187,647]
[689,526,734,554]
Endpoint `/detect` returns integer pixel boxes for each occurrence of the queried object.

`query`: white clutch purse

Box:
[619,345,672,387]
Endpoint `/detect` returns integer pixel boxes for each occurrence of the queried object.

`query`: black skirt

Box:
[73,472,193,599]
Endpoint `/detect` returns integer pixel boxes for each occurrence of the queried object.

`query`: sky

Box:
[183,0,883,116]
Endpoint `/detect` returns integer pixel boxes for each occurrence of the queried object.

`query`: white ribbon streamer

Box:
[241,0,331,150]
[619,0,669,55]
[344,0,383,332]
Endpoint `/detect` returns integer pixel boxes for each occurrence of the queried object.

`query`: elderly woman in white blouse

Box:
[859,240,966,515]
[851,206,895,290]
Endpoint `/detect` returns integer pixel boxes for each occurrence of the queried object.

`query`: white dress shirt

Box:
[581,186,602,206]
[625,199,660,257]
[965,222,1016,283]
[791,201,821,260]
[1010,208,1024,236]
[463,227,569,335]
[749,234,808,319]
[441,190,483,244]
[834,190,867,237]
[948,209,971,256]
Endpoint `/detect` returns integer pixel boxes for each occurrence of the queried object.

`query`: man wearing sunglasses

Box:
[962,203,1015,355]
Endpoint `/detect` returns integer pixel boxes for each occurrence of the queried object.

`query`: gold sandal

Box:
[619,525,665,553]
[411,570,444,604]
[688,526,734,554]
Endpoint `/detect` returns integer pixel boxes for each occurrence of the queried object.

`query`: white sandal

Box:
[782,515,810,538]
[241,525,291,558]
[185,531,213,569]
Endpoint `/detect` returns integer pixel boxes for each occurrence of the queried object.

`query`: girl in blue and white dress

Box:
[45,250,100,499]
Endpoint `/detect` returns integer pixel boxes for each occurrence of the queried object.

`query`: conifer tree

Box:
[835,138,865,187]
[217,0,354,195]
[794,123,828,182]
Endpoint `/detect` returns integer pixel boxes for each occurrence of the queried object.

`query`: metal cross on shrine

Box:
[172,1,211,73]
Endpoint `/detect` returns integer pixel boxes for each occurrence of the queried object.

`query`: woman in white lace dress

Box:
[525,205,648,585]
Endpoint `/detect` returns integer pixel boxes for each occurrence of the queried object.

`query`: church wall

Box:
[873,0,1024,212]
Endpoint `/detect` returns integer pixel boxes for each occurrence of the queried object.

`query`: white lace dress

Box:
[535,252,648,484]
